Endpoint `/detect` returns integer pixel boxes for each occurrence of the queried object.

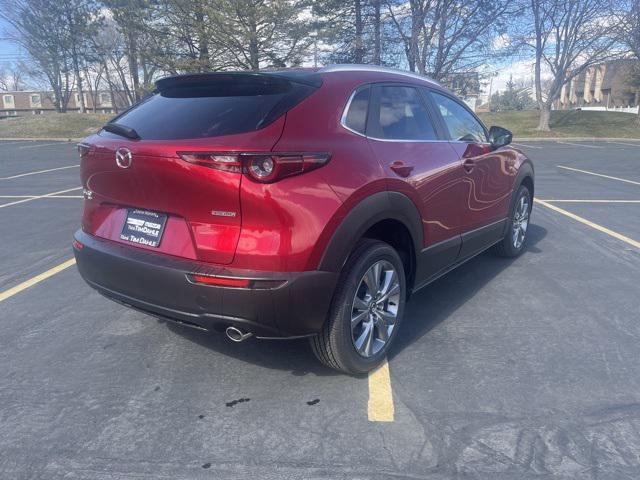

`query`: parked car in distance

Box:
[73,65,534,375]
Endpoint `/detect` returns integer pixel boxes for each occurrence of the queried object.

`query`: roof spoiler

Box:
[155,71,323,92]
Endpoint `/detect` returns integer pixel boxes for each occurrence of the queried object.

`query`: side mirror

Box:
[488,126,512,149]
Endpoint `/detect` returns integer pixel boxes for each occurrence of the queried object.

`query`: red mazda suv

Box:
[74,65,534,374]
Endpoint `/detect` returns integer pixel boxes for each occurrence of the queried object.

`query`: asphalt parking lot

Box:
[1,138,639,479]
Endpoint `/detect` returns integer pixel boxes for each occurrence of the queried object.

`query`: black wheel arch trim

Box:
[502,160,535,237]
[514,160,535,196]
[318,191,423,273]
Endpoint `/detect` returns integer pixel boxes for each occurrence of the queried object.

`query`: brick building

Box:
[0,90,129,116]
[557,59,640,111]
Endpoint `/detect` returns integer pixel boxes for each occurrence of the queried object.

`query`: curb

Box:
[515,137,640,142]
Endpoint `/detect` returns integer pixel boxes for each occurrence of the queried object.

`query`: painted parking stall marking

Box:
[538,199,640,204]
[606,141,640,147]
[0,195,82,199]
[0,186,82,209]
[512,142,543,149]
[534,199,640,249]
[0,164,79,180]
[556,141,603,149]
[557,165,640,186]
[0,258,76,303]
[18,142,74,150]
[368,358,395,422]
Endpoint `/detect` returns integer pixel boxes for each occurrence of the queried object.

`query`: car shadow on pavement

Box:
[388,223,547,359]
[164,319,336,377]
[166,223,546,375]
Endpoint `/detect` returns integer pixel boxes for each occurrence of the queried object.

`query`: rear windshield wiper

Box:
[102,123,140,140]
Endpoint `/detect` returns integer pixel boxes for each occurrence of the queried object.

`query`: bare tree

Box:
[103,0,154,101]
[314,0,395,65]
[206,0,314,70]
[0,64,7,91]
[354,0,365,63]
[0,62,25,90]
[386,0,514,78]
[618,0,640,58]
[1,0,75,111]
[386,0,431,73]
[64,0,101,113]
[372,0,382,64]
[527,0,620,131]
[616,0,640,124]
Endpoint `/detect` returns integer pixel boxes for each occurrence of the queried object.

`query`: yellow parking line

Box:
[557,166,640,186]
[0,187,82,209]
[0,258,76,303]
[368,358,394,422]
[538,199,640,203]
[0,165,79,180]
[534,199,640,249]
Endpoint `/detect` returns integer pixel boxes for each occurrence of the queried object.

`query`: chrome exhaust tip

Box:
[225,326,253,343]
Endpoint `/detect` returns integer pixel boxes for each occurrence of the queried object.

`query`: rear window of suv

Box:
[104,74,319,140]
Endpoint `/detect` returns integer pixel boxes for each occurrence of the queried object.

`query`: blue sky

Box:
[0,18,24,62]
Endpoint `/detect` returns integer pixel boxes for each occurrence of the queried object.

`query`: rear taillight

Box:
[178,152,330,183]
[77,143,92,159]
[176,153,242,173]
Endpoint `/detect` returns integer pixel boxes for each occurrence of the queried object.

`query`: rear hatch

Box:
[79,72,321,264]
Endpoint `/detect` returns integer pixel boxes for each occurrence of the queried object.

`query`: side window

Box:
[430,91,487,143]
[372,86,437,140]
[343,86,370,134]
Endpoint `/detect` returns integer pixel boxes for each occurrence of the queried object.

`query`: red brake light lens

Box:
[178,152,330,183]
[191,274,250,288]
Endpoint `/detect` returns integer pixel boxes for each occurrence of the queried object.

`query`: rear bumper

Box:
[73,230,338,338]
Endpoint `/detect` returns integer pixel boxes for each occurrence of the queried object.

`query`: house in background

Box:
[0,90,129,117]
[443,71,481,111]
[556,59,640,113]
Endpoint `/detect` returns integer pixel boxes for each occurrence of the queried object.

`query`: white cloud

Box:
[482,58,553,95]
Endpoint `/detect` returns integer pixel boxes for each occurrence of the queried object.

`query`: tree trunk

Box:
[195,8,209,70]
[354,0,364,63]
[127,32,140,102]
[72,47,86,114]
[102,59,118,114]
[248,9,259,70]
[537,103,551,131]
[373,0,381,65]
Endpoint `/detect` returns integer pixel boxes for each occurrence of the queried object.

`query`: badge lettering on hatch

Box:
[211,210,237,217]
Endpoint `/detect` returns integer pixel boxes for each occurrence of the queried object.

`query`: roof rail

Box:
[319,64,440,86]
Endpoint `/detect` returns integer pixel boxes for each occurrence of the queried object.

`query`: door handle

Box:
[463,159,475,173]
[390,161,414,178]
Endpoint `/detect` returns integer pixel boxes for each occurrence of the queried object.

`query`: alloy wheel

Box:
[350,260,401,358]
[512,193,530,249]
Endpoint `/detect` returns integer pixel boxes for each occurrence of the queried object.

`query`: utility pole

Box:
[486,71,497,111]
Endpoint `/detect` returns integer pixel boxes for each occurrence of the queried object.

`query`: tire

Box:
[493,183,532,258]
[310,239,406,375]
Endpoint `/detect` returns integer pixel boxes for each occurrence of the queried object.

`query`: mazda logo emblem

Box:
[115,147,133,169]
